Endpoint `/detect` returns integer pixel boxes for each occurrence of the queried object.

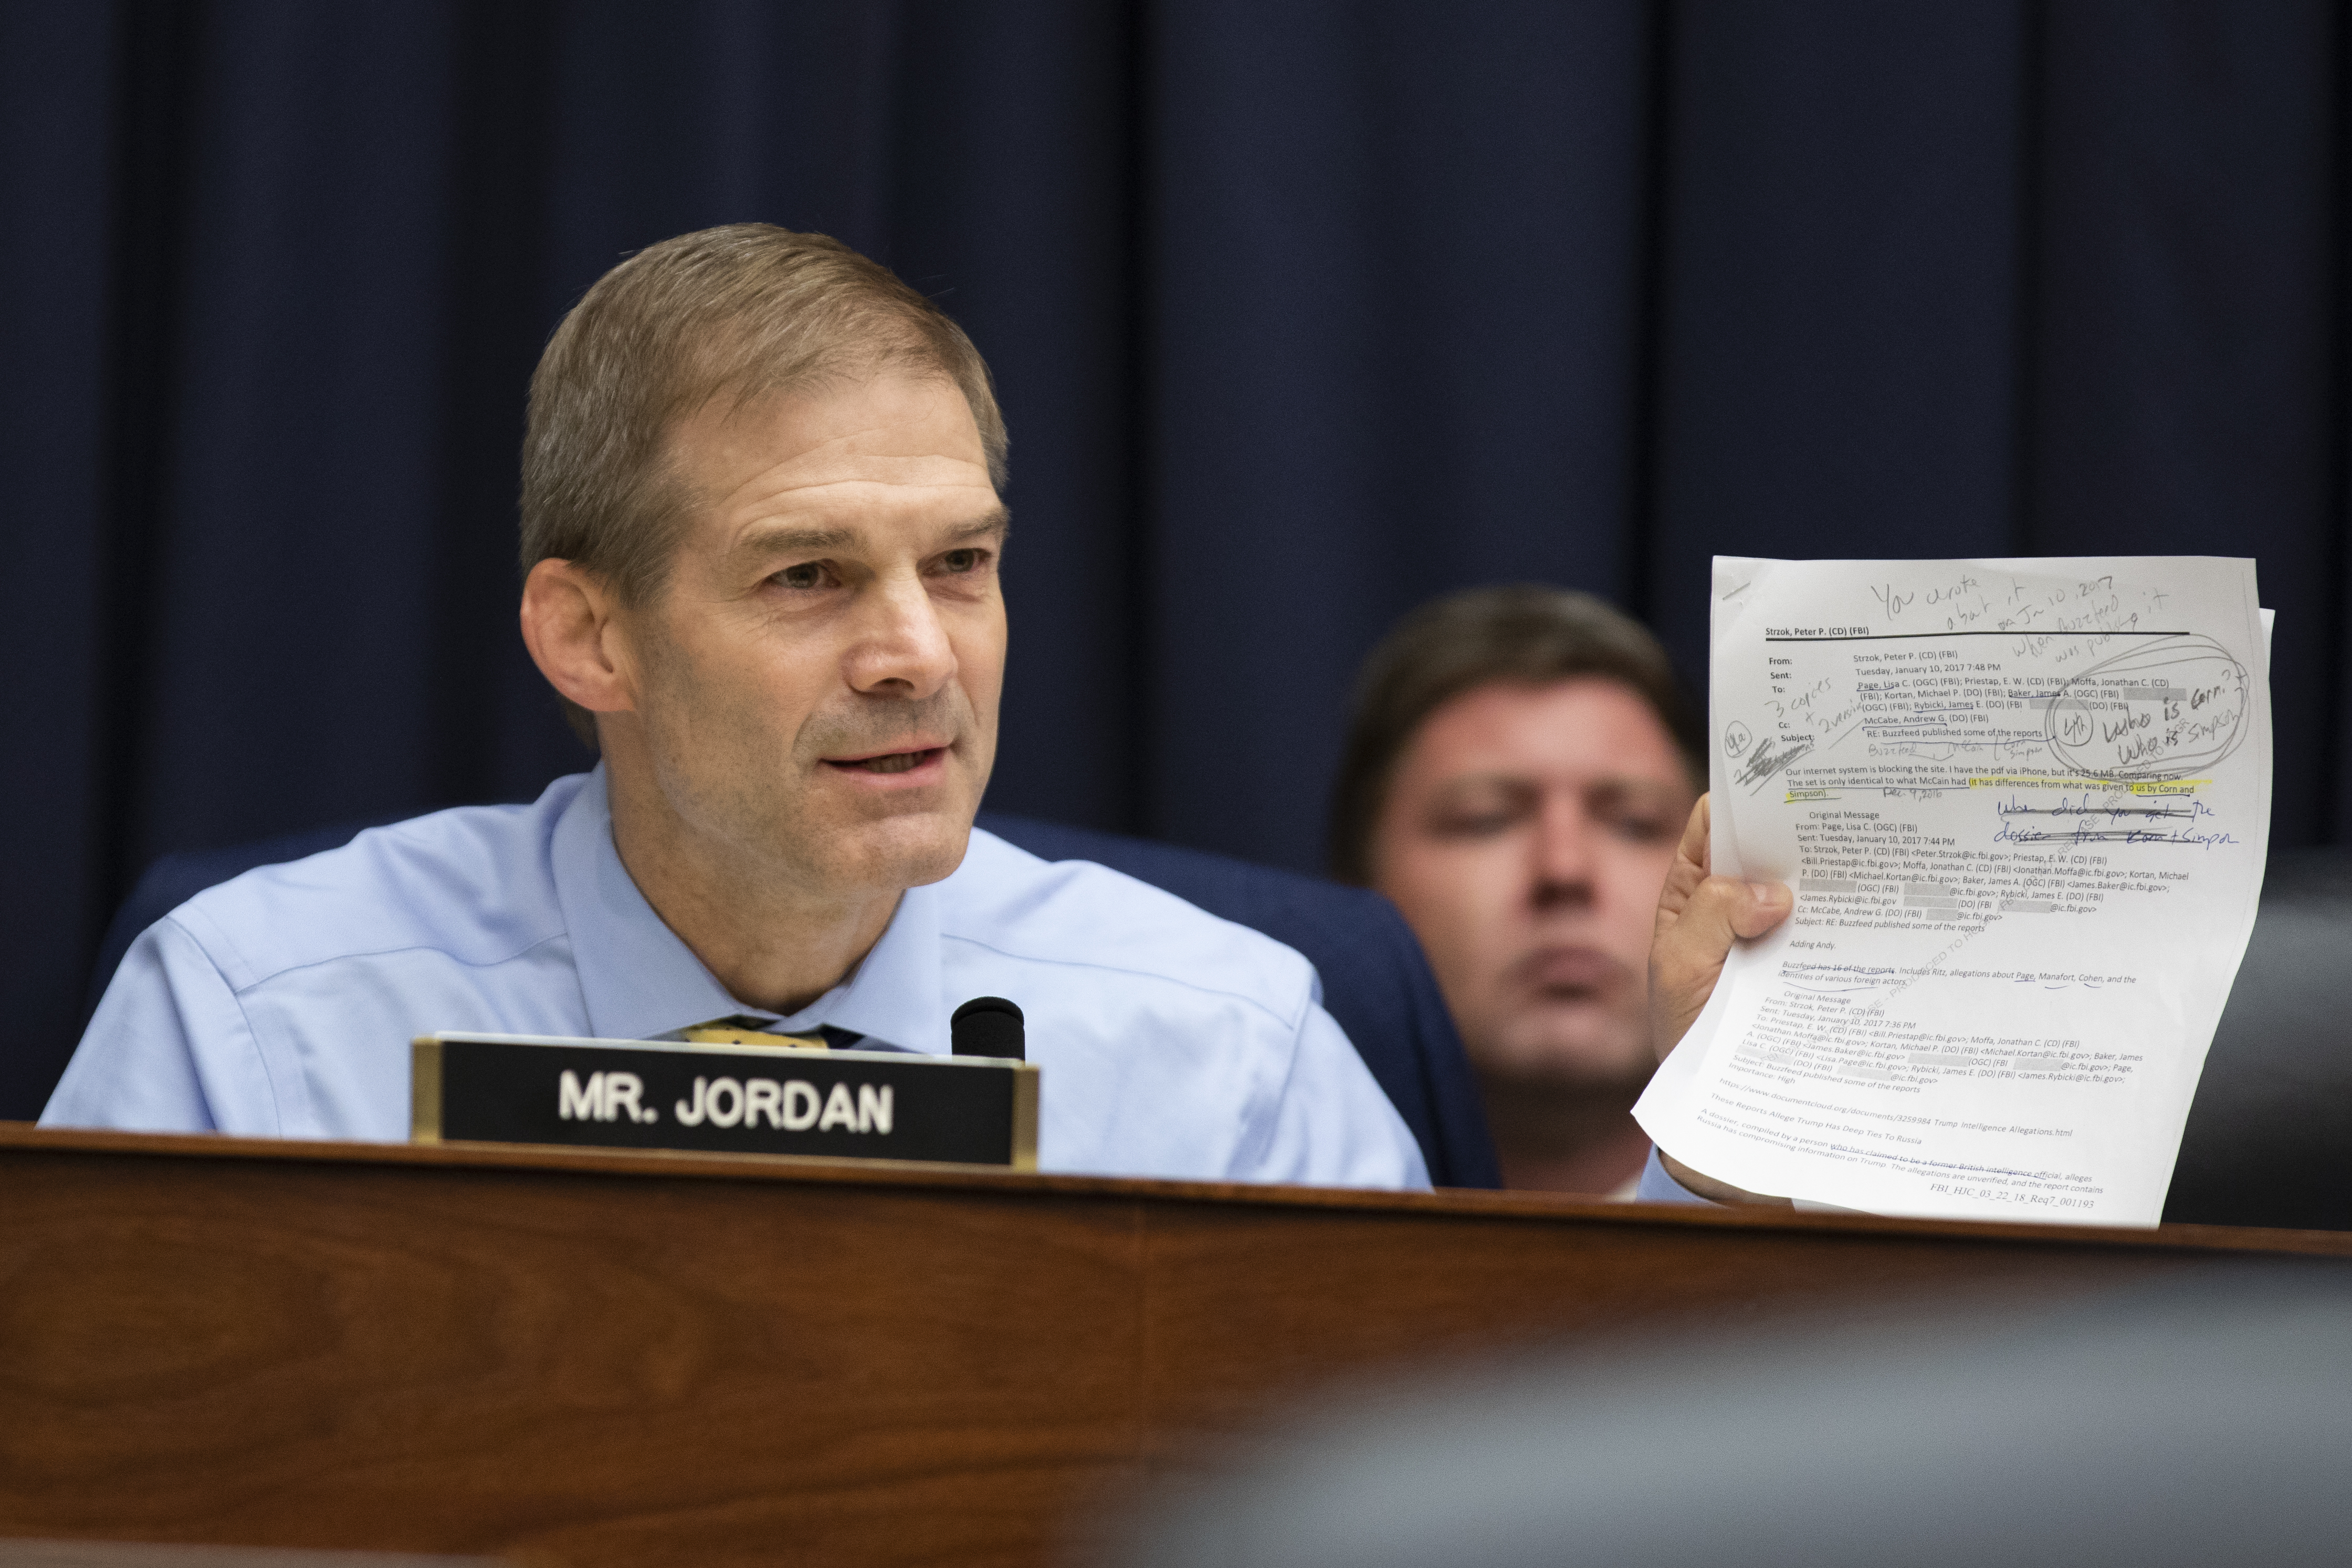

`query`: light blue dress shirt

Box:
[47,768,1429,1189]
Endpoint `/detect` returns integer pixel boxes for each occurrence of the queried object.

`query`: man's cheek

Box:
[1605,843,1676,901]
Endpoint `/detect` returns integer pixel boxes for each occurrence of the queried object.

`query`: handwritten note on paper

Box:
[1633,557,2271,1226]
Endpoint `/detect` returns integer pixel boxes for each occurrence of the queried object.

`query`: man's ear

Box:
[520,558,637,717]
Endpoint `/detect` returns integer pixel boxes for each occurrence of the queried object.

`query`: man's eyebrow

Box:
[944,506,1012,543]
[1433,773,1539,797]
[1433,772,1682,796]
[1587,775,1694,799]
[730,508,1009,562]
[733,524,858,559]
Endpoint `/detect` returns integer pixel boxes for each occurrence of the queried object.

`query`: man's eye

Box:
[1606,813,1675,844]
[1430,810,1518,838]
[939,548,984,574]
[776,563,827,590]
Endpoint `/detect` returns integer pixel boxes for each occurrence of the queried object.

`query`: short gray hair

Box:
[520,223,1007,608]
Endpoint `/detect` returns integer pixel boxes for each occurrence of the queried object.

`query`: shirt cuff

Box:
[1634,1144,1716,1205]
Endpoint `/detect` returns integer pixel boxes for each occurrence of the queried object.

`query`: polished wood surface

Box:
[3,1124,2344,1567]
[0,1544,491,1568]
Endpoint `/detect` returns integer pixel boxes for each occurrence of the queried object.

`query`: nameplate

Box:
[411,1033,1038,1170]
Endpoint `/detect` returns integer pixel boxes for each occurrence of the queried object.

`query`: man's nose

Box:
[845,571,957,699]
[1530,792,1598,909]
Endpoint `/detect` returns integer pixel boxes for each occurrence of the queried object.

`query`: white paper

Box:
[1634,557,2271,1226]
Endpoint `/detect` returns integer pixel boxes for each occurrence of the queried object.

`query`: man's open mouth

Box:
[826,748,944,775]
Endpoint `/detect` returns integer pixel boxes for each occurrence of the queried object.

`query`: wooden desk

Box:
[3,1124,2344,1566]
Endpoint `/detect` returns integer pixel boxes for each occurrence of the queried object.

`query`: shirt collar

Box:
[549,765,949,1055]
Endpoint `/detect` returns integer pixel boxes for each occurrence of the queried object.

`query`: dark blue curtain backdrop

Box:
[4,1,2347,1118]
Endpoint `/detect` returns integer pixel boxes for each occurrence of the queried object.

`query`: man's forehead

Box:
[1417,680,1688,783]
[665,374,1000,552]
[677,373,989,479]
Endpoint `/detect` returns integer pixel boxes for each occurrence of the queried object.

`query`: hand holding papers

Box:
[1634,557,2271,1225]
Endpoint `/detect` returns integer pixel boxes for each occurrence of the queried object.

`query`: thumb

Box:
[1721,877,1794,940]
[1650,875,1793,1060]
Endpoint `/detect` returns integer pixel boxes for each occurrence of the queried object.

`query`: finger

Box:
[1654,796,1714,927]
[1677,794,1710,876]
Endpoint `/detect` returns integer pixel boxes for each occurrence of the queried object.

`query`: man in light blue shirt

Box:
[48,223,1426,1190]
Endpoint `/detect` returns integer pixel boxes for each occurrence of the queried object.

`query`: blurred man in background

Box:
[1330,587,1702,1195]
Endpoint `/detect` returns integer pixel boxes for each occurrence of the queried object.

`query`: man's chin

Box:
[817,803,975,890]
[789,755,990,889]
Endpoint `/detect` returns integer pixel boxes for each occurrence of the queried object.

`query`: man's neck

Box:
[1478,1075,1653,1197]
[604,773,902,1018]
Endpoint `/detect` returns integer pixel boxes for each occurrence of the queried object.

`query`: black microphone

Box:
[951,996,1025,1061]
